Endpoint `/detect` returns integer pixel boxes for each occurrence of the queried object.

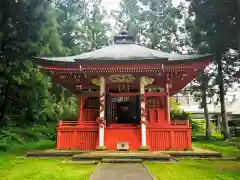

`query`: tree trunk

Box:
[200,72,211,139]
[0,84,10,125]
[216,115,221,131]
[201,88,211,139]
[237,0,240,53]
[216,53,230,139]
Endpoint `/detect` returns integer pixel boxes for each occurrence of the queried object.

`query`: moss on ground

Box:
[193,138,240,158]
[0,153,96,180]
[145,159,240,180]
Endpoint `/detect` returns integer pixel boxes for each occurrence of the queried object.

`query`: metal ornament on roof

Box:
[140,76,155,85]
[76,85,82,90]
[92,78,100,86]
[59,75,66,79]
[108,74,136,83]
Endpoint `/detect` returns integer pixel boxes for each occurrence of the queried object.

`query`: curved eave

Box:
[32,57,77,66]
[166,54,213,64]
[74,58,168,64]
[32,53,213,66]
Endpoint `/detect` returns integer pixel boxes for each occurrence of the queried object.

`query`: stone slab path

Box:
[90,163,153,180]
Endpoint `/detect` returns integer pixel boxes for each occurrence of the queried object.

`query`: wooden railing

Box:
[57,128,98,150]
[171,120,189,126]
[58,120,79,127]
[147,128,191,150]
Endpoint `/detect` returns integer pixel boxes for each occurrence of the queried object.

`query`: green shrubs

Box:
[24,140,56,150]
[170,109,190,120]
[0,123,57,153]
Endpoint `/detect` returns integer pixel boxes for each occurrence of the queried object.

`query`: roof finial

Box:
[120,30,128,36]
[114,31,134,44]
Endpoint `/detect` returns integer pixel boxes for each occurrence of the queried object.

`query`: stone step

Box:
[101,158,142,163]
[72,153,171,161]
[167,151,222,158]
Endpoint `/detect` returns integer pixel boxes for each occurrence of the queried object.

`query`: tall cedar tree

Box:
[188,0,239,139]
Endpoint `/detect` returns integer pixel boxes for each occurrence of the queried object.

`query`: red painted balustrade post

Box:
[73,129,78,149]
[187,119,192,148]
[170,129,174,149]
[58,120,63,127]
[57,120,62,149]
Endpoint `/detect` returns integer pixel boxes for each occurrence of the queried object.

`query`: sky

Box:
[101,0,184,11]
[101,0,185,36]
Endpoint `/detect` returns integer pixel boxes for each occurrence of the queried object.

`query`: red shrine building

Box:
[34,32,212,151]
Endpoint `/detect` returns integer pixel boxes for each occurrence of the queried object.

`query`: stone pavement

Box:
[90,163,153,180]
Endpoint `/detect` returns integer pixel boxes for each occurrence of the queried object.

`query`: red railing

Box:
[147,128,191,150]
[171,120,190,126]
[58,120,79,127]
[57,128,98,150]
[57,124,191,150]
[105,126,141,150]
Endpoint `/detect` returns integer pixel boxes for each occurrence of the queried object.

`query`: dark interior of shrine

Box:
[116,98,140,124]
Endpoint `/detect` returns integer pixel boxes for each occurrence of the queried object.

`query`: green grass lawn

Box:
[145,159,240,180]
[146,138,240,180]
[0,154,96,180]
[193,138,240,157]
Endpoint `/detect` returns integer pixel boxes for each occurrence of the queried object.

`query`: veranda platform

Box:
[26,149,87,157]
[26,147,221,160]
[161,147,222,158]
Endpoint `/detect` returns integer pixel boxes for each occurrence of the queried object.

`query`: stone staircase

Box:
[71,151,171,163]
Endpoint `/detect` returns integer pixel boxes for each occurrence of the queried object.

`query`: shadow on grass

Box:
[192,136,240,158]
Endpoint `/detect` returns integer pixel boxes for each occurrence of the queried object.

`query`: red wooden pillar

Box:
[78,95,83,122]
[170,129,174,149]
[165,82,170,124]
[56,120,62,149]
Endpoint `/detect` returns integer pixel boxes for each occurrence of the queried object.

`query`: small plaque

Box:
[117,142,129,151]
